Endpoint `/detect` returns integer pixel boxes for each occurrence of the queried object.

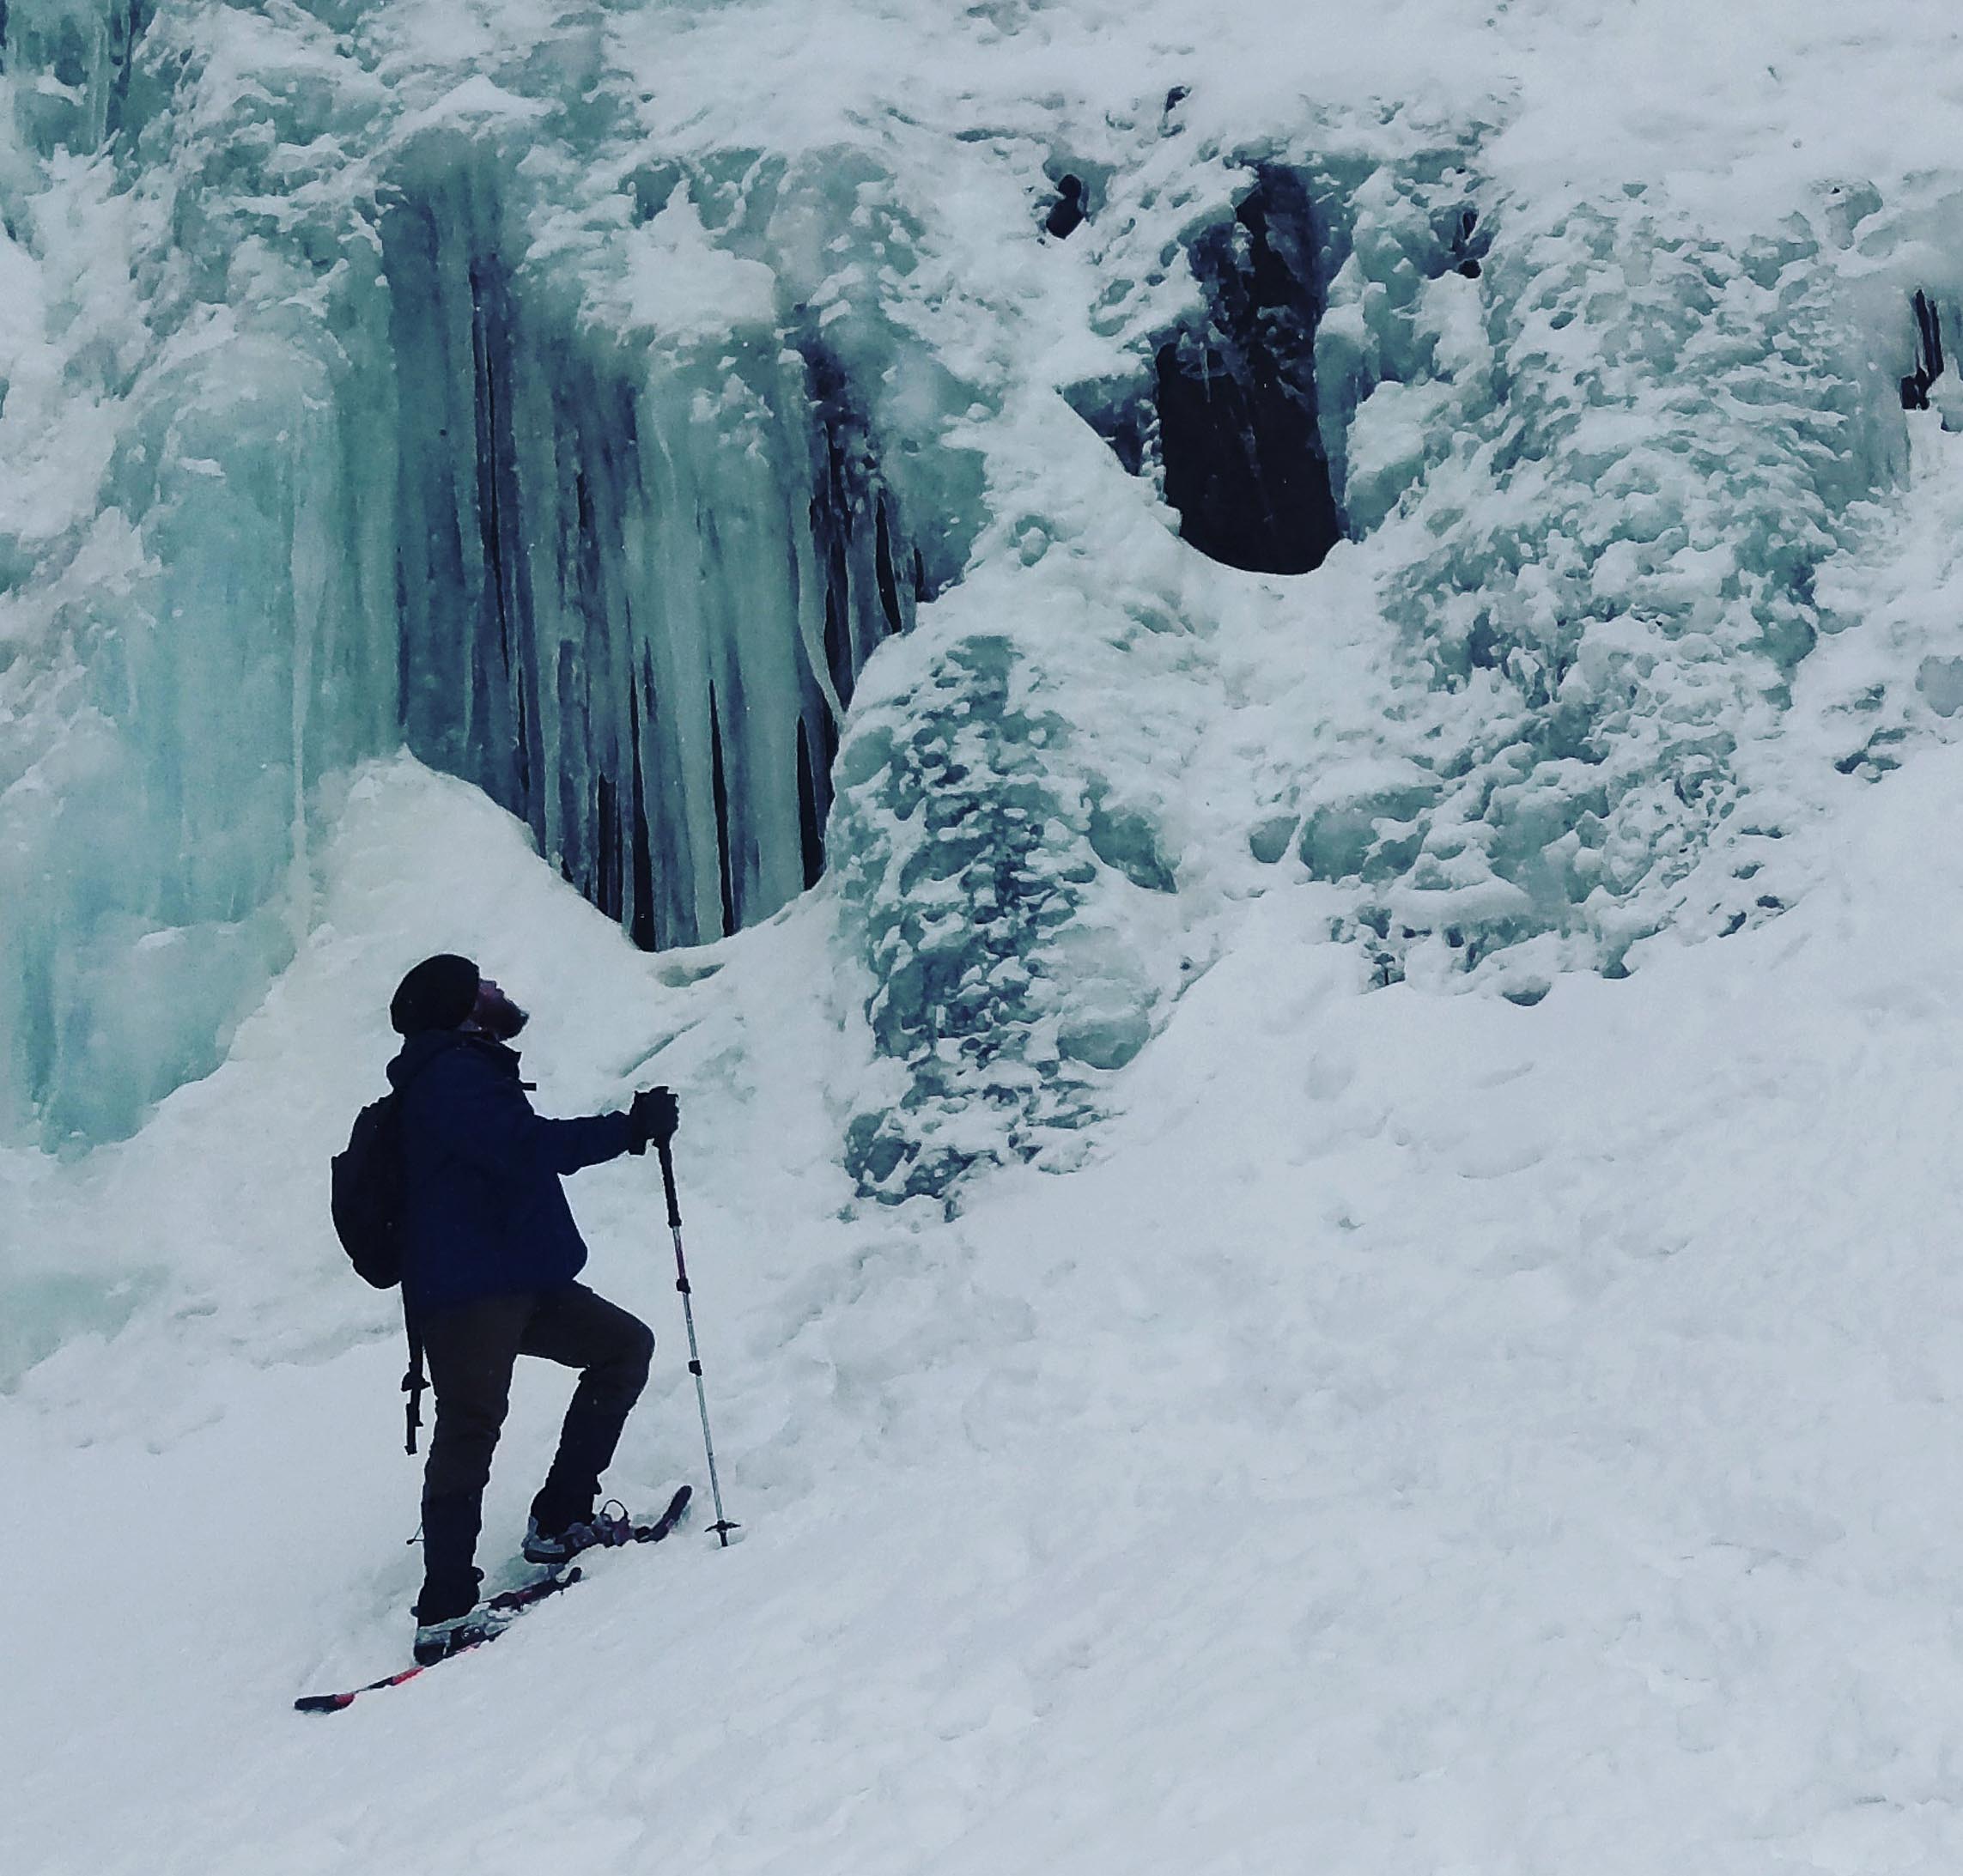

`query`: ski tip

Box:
[630,1484,695,1544]
[294,1692,356,1715]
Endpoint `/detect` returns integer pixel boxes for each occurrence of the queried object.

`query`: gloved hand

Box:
[628,1085,679,1156]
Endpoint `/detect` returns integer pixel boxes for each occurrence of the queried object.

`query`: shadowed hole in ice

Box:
[1067,166,1345,574]
[1155,167,1344,574]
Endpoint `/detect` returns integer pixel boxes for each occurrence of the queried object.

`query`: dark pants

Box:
[415,1284,653,1621]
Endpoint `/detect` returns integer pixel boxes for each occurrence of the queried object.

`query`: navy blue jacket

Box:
[389,1030,635,1318]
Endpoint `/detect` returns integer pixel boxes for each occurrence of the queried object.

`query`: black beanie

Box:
[390,954,481,1036]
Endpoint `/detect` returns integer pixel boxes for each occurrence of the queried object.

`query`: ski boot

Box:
[412,1603,516,1667]
[412,1569,508,1666]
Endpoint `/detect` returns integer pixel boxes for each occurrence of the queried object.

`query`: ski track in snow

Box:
[10,1,1963,1870]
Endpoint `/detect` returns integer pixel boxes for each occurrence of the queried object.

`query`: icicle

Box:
[796,719,823,889]
[708,683,736,939]
[287,405,331,945]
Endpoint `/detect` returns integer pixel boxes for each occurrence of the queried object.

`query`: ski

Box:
[293,1569,580,1713]
[626,1482,693,1545]
[295,1484,692,1714]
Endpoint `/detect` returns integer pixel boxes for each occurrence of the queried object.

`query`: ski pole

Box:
[659,1141,738,1546]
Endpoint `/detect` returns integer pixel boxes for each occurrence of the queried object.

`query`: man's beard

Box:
[476,989,529,1041]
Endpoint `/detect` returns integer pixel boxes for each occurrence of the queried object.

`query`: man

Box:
[386,953,678,1662]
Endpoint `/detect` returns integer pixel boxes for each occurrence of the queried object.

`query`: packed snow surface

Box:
[9,0,1963,1869]
[14,744,1963,1873]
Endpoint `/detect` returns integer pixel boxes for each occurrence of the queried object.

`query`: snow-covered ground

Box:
[12,0,1963,1869]
[10,739,1963,1873]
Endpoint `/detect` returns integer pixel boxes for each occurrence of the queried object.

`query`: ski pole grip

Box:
[658,1142,682,1230]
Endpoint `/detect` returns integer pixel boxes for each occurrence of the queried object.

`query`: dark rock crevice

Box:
[1068,167,1346,576]
[1044,174,1087,240]
[1902,288,1945,410]
[1155,167,1343,574]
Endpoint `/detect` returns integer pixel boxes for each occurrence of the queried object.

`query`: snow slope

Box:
[10,738,1963,1873]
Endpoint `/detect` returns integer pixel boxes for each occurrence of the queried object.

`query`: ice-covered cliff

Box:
[3,0,1963,1200]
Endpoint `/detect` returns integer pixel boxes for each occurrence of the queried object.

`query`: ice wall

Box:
[0,3,962,1145]
[375,150,914,950]
[3,0,151,155]
[1,0,1957,1209]
[1073,143,1902,1005]
[0,1,352,1144]
[829,130,1963,1200]
[830,634,1108,1202]
[1310,183,1887,992]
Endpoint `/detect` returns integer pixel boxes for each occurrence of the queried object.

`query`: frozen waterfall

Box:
[376,154,915,952]
[3,0,1960,1207]
[0,11,944,1145]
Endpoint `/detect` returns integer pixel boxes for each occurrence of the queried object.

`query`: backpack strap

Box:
[386,1041,451,1458]
[402,1317,428,1456]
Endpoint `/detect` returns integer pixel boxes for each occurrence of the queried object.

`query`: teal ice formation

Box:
[0,1,1954,1198]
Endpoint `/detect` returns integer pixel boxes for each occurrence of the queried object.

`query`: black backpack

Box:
[331,1092,409,1288]
[331,1081,428,1454]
